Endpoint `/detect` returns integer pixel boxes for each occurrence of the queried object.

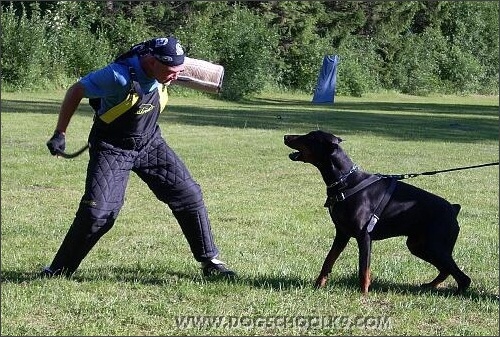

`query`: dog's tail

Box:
[452,204,461,216]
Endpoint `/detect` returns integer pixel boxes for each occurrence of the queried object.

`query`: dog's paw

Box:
[420,282,438,289]
[314,276,328,289]
[455,276,472,295]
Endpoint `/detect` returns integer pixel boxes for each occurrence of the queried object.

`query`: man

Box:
[42,36,235,279]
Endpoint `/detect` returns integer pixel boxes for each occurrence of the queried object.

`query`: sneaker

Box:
[202,258,236,278]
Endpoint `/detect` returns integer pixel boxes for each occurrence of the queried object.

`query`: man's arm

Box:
[55,82,86,134]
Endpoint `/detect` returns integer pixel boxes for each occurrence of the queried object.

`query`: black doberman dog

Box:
[284,130,471,294]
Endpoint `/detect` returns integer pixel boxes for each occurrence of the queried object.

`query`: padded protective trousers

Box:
[49,126,219,276]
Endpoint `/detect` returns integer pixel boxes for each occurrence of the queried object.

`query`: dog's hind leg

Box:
[429,218,471,294]
[427,250,471,294]
[315,231,350,289]
[406,235,471,294]
[420,271,450,289]
[406,235,450,288]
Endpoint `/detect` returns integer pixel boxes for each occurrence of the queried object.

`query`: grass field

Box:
[1,90,498,335]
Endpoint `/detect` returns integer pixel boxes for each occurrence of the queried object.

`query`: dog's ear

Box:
[326,132,342,145]
[311,130,343,153]
[320,133,342,154]
[317,130,342,144]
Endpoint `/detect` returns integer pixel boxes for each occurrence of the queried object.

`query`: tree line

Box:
[1,1,498,100]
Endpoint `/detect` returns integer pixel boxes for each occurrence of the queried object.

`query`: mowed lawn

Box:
[1,90,498,335]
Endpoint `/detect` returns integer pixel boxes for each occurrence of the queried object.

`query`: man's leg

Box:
[134,134,235,277]
[42,143,133,277]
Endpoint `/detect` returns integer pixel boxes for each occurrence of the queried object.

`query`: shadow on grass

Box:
[0,267,193,285]
[2,96,498,143]
[316,273,500,302]
[2,267,498,302]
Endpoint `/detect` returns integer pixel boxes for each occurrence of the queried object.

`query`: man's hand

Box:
[47,130,66,156]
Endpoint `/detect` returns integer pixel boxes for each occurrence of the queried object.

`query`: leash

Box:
[57,144,89,159]
[380,161,499,180]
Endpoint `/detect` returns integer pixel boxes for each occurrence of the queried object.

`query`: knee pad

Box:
[164,180,206,212]
[74,202,118,236]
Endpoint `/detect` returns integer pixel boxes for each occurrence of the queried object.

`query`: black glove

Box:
[47,130,66,156]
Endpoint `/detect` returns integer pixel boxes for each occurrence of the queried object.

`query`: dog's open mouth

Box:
[289,151,303,161]
[284,135,304,161]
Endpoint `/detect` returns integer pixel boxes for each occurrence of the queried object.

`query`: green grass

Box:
[1,90,498,335]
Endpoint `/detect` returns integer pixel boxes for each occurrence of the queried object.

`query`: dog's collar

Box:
[327,164,359,189]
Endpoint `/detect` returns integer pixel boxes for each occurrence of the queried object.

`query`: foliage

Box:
[1,1,498,97]
[1,3,52,90]
[173,2,224,62]
[334,35,382,97]
[438,1,499,95]
[257,2,332,92]
[176,3,280,100]
[214,6,279,100]
[390,28,445,96]
[1,2,111,90]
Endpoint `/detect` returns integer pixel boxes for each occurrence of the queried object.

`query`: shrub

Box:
[334,36,381,97]
[1,2,111,90]
[1,3,51,90]
[439,46,484,95]
[57,28,112,77]
[279,17,333,93]
[390,29,444,96]
[214,7,279,100]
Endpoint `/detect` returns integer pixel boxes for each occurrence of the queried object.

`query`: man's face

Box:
[153,60,184,84]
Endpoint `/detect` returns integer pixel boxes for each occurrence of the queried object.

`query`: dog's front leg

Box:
[357,230,372,294]
[315,231,350,289]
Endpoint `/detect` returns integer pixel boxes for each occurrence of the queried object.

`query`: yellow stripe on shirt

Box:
[99,92,140,124]
[159,84,169,113]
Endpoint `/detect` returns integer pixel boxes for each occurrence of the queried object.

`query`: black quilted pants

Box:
[48,126,219,276]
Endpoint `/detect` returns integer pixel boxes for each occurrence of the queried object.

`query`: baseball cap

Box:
[147,37,185,66]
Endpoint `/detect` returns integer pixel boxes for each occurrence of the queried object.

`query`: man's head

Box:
[140,37,186,84]
[148,37,185,67]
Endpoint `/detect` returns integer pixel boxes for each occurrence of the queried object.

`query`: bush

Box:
[1,1,497,97]
[334,36,381,97]
[99,14,154,59]
[390,29,445,96]
[279,17,333,92]
[214,6,279,100]
[1,2,111,90]
[439,46,484,95]
[57,28,112,77]
[173,2,222,62]
[173,4,279,100]
[1,3,52,90]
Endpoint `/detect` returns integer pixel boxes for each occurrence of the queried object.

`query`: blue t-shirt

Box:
[79,55,159,116]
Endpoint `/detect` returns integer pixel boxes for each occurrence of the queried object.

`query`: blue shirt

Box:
[79,56,159,116]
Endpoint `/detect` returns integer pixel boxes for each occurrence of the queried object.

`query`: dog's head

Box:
[284,130,343,164]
